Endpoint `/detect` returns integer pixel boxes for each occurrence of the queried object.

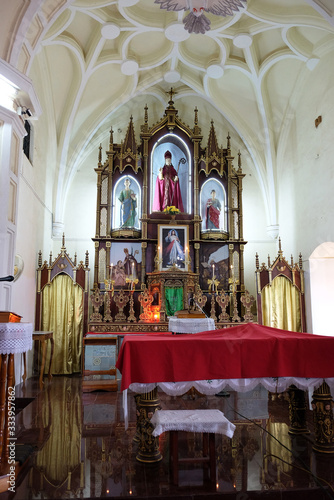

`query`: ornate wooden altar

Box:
[89,89,252,333]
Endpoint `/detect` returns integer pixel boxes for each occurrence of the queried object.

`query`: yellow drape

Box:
[41,274,83,374]
[35,378,82,487]
[266,421,292,474]
[262,276,301,332]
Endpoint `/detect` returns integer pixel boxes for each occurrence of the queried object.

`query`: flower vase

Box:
[169,214,176,224]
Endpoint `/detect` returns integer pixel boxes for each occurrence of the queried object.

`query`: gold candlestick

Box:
[154,245,162,271]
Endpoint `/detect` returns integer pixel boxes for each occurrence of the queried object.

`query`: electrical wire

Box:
[223,397,334,500]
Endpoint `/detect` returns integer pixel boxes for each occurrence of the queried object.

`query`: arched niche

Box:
[112,175,141,230]
[150,133,191,214]
[200,178,227,233]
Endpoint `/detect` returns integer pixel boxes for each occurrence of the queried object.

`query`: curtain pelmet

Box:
[262,276,301,332]
[41,274,83,374]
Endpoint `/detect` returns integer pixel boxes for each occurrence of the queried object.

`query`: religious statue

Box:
[114,260,126,286]
[123,247,139,278]
[118,178,137,227]
[164,229,185,266]
[152,151,184,212]
[206,189,221,229]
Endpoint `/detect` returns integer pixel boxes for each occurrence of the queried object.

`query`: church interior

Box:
[1,0,334,498]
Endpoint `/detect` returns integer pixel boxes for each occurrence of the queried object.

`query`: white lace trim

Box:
[168,318,215,333]
[122,377,334,429]
[0,323,33,354]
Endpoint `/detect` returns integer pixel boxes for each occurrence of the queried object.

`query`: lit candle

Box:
[110,262,113,279]
[212,263,215,279]
[131,261,134,279]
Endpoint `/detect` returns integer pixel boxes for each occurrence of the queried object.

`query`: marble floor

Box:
[2,375,334,500]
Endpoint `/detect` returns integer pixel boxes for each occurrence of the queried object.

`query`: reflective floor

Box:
[3,375,334,499]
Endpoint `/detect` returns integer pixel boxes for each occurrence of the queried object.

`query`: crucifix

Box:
[167,87,177,105]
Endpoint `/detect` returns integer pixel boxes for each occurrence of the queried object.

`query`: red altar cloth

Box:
[116,323,334,391]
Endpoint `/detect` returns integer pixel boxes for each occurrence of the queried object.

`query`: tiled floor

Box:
[3,375,334,499]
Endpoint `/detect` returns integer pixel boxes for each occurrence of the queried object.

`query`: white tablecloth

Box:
[168,317,215,333]
[151,409,236,438]
[122,377,334,428]
[0,323,33,354]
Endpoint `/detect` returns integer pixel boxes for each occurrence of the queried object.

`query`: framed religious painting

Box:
[199,242,229,291]
[158,225,189,272]
[109,242,142,288]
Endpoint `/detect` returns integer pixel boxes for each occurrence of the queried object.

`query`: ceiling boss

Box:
[155,0,246,34]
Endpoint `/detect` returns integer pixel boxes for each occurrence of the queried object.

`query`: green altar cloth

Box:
[165,287,183,316]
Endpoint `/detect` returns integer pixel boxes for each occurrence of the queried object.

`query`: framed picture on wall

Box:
[158,225,189,272]
[109,243,142,287]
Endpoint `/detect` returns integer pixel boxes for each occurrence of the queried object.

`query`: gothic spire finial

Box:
[227,132,231,151]
[98,144,102,166]
[109,127,113,149]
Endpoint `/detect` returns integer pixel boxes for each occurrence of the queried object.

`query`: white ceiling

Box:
[2,0,334,226]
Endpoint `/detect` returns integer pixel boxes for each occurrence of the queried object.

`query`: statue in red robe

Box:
[152,151,184,212]
[206,189,221,229]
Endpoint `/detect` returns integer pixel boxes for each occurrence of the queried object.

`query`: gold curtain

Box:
[265,420,292,474]
[35,378,82,488]
[262,276,301,332]
[41,274,83,374]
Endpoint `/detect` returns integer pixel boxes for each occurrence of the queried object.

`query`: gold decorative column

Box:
[311,382,334,453]
[135,388,162,463]
[287,385,310,435]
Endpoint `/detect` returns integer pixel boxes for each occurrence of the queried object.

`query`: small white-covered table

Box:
[151,409,235,485]
[168,317,215,334]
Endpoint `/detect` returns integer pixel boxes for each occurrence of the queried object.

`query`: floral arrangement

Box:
[163,206,180,215]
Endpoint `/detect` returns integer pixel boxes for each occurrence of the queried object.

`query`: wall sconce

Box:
[17,106,32,117]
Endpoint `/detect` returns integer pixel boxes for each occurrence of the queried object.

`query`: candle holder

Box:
[126,277,139,291]
[207,278,219,293]
[127,287,137,323]
[229,275,240,322]
[104,278,115,297]
[184,247,191,270]
[154,245,163,271]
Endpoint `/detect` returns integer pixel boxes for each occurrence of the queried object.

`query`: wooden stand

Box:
[169,430,216,485]
[32,331,54,389]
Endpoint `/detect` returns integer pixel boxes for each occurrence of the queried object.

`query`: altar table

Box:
[151,409,236,485]
[117,323,334,391]
[116,323,334,423]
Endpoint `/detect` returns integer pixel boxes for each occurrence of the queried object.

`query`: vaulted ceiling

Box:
[2,0,334,228]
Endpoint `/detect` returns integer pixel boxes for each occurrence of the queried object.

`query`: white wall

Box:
[309,243,334,336]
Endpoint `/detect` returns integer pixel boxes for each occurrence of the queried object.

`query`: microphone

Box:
[193,300,208,318]
[0,275,14,282]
